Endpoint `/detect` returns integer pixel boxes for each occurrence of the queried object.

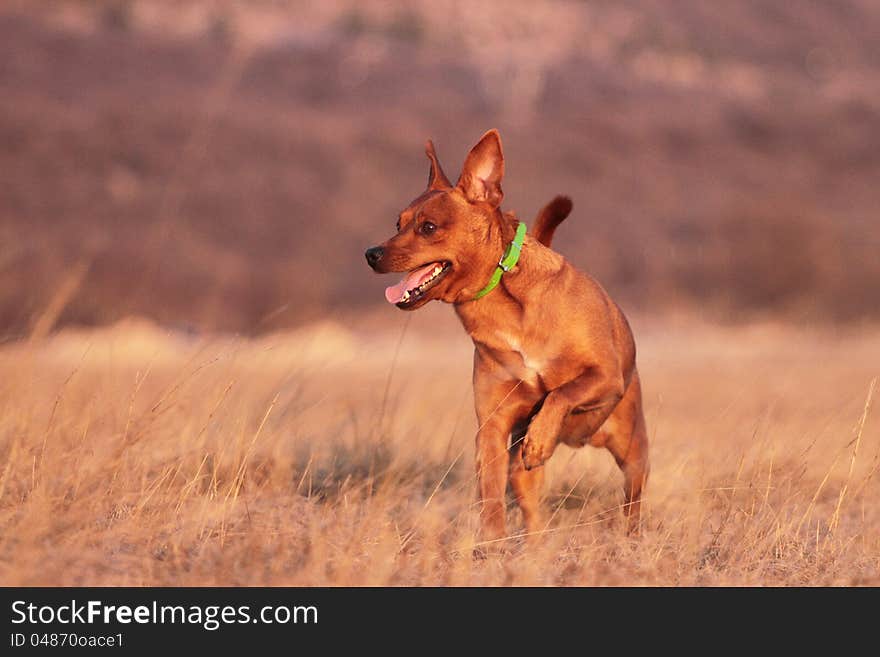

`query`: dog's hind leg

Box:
[600,370,650,532]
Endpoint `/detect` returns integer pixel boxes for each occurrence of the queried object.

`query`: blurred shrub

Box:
[1,2,879,336]
[670,203,879,321]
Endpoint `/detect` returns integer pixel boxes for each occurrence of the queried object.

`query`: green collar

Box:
[473,221,527,300]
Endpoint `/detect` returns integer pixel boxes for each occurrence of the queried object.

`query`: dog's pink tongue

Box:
[384,263,438,304]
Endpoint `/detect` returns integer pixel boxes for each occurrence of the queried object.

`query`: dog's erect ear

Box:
[457,129,504,207]
[425,139,452,190]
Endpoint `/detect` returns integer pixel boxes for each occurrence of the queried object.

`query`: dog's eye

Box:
[396,219,401,232]
[419,221,437,236]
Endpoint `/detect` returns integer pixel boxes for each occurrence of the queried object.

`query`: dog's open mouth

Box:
[385,261,451,307]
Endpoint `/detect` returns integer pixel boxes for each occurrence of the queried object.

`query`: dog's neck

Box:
[447,208,514,301]
[453,217,565,342]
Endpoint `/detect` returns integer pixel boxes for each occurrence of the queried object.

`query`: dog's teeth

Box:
[401,264,447,303]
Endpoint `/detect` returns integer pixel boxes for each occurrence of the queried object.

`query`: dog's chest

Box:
[489,331,547,387]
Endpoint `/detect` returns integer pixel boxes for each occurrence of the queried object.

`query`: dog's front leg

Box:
[475,413,516,544]
[522,367,623,471]
[473,359,523,544]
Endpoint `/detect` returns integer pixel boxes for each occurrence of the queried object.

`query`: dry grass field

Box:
[1,309,877,586]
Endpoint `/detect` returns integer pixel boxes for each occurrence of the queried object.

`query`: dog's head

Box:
[365,130,511,310]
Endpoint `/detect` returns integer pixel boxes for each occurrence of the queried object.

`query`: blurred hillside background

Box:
[1,0,879,337]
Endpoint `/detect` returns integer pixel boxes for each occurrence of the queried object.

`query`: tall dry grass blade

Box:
[226,392,280,504]
[0,436,21,504]
[374,314,411,438]
[122,360,157,444]
[134,465,175,517]
[545,458,591,533]
[827,378,876,533]
[702,451,746,566]
[794,453,840,540]
[28,260,89,343]
[175,453,211,514]
[35,346,89,487]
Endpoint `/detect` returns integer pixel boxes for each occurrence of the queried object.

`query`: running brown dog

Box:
[365,130,649,542]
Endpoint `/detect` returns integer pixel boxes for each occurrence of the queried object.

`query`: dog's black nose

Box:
[365,246,384,269]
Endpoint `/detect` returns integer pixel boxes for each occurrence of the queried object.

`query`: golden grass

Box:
[0,310,877,585]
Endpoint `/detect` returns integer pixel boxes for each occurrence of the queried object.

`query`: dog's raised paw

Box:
[521,439,547,471]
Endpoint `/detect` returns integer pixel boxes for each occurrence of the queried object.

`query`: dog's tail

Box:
[530,196,572,247]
